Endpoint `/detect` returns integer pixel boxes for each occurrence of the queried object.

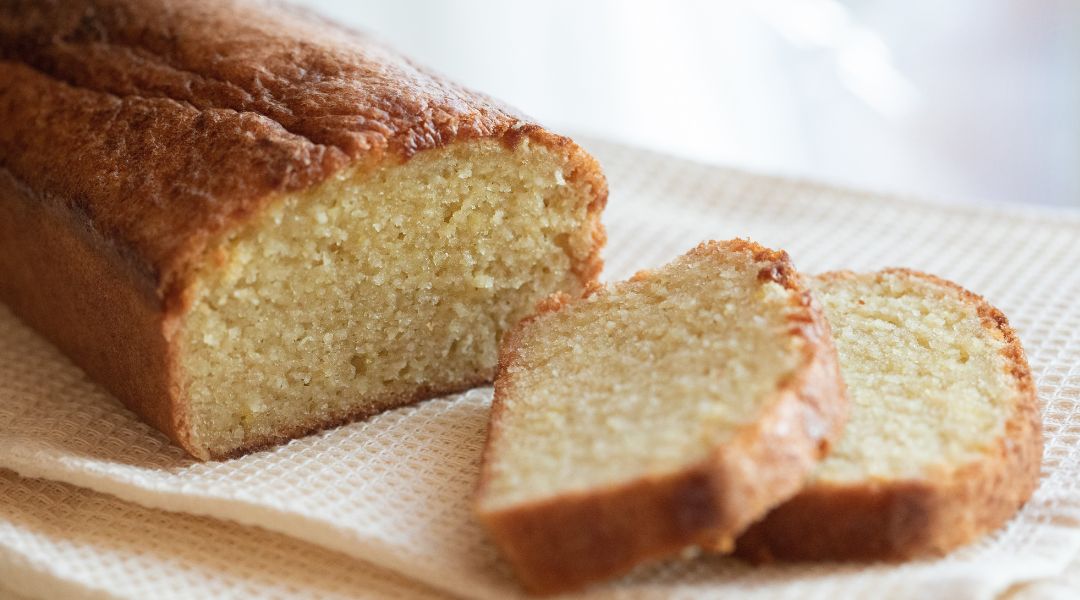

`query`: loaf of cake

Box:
[737,270,1042,560]
[0,0,607,459]
[475,240,848,595]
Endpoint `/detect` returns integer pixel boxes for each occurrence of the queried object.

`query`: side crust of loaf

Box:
[476,241,849,595]
[735,269,1043,561]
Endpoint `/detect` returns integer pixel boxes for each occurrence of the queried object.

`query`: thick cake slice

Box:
[0,0,605,459]
[475,240,848,595]
[737,270,1042,561]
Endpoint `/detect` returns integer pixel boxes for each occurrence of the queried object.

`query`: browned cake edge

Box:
[734,269,1043,562]
[474,240,849,595]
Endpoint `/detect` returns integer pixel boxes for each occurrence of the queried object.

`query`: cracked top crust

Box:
[0,0,566,303]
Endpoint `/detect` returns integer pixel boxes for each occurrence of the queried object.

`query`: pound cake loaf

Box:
[0,0,606,459]
[737,270,1042,561]
[475,240,848,595]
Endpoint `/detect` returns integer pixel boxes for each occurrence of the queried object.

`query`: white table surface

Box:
[293,0,1080,209]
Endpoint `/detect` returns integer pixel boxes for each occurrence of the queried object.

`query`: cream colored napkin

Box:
[0,469,443,599]
[2,138,1080,599]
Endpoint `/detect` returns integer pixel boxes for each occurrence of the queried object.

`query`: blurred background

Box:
[295,0,1079,208]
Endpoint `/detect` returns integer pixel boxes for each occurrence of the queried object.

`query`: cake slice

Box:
[737,269,1042,561]
[475,240,848,594]
[0,0,606,459]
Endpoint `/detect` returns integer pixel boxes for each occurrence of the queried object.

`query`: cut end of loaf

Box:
[177,138,604,459]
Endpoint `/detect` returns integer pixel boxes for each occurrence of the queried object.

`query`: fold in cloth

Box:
[0,469,444,600]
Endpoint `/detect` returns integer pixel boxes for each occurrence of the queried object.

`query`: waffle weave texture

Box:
[1,138,1079,599]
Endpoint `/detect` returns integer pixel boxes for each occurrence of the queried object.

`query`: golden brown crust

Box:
[0,168,188,448]
[475,240,848,595]
[0,0,607,459]
[735,269,1043,562]
[0,0,599,299]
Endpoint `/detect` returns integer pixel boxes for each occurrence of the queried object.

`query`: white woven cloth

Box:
[2,138,1080,599]
[0,469,443,600]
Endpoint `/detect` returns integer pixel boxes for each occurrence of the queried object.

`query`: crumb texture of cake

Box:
[476,240,848,595]
[483,245,809,505]
[736,269,1042,561]
[0,0,606,459]
[184,140,596,457]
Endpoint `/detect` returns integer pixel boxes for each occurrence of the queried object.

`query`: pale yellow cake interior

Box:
[810,271,1012,482]
[481,245,809,509]
[181,139,598,458]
